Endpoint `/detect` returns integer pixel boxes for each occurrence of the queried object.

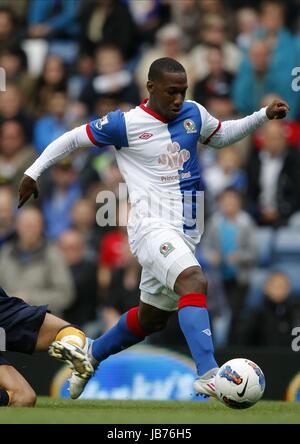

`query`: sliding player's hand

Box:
[18,175,39,208]
[266,99,290,120]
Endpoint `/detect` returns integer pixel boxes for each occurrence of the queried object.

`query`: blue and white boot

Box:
[193,368,219,399]
[68,338,99,399]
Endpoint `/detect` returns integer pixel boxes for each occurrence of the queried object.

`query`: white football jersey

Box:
[86,99,221,252]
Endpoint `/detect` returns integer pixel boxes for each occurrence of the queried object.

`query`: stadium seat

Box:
[255,227,275,267]
[244,268,270,308]
[288,211,300,229]
[272,227,300,263]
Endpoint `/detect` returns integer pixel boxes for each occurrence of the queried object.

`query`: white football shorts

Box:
[134,229,201,311]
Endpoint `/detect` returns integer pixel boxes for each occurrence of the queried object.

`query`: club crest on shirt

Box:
[183,119,197,133]
[158,142,190,169]
[159,242,175,257]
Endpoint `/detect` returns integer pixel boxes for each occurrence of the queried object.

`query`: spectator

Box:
[80,44,140,114]
[42,158,82,240]
[202,188,257,342]
[0,84,33,141]
[203,145,247,205]
[258,1,295,58]
[105,245,141,315]
[0,47,35,103]
[189,13,242,81]
[27,0,81,63]
[246,120,300,226]
[234,1,299,118]
[97,200,132,298]
[71,199,101,262]
[235,7,260,52]
[198,93,243,177]
[67,53,95,101]
[80,0,139,60]
[97,225,130,297]
[30,55,67,117]
[0,186,16,249]
[33,89,69,154]
[136,24,195,99]
[70,147,101,195]
[0,2,27,25]
[170,0,202,51]
[89,155,123,197]
[232,39,273,116]
[193,46,234,105]
[59,229,97,326]
[0,6,21,51]
[0,207,74,316]
[125,0,167,46]
[93,94,120,120]
[238,272,300,347]
[198,0,225,15]
[0,120,35,191]
[28,0,80,39]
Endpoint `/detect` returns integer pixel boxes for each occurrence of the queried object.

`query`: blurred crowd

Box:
[1,0,300,350]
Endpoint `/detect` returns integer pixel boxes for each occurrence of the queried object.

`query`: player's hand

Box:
[266,99,290,120]
[18,175,39,208]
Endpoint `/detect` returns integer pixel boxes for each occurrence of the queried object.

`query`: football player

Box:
[18,57,289,400]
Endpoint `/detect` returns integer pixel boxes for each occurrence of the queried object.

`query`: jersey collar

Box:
[139,99,169,123]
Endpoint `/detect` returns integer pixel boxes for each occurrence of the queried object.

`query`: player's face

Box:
[147,71,188,120]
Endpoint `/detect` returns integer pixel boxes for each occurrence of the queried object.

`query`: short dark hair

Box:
[148,57,186,81]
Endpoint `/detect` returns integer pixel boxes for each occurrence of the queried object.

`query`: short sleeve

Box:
[196,103,222,145]
[86,110,129,149]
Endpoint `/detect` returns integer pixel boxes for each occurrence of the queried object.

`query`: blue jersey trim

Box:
[167,101,204,234]
[88,110,129,150]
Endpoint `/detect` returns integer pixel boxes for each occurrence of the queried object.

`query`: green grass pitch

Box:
[0,398,299,424]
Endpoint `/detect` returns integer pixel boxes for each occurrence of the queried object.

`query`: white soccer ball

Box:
[215,358,266,409]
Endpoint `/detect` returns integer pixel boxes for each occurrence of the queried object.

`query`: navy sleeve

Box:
[86,110,129,150]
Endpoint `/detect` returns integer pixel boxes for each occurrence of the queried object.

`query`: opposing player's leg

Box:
[0,356,36,407]
[38,313,93,378]
[174,265,219,398]
[0,286,93,386]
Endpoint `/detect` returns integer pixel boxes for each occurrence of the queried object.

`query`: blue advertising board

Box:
[51,345,205,401]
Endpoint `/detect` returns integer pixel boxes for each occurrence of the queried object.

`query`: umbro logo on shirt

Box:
[139,132,153,140]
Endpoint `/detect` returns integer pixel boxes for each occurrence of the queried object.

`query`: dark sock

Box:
[0,389,10,406]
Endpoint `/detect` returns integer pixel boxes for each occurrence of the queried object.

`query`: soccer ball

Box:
[215,358,266,409]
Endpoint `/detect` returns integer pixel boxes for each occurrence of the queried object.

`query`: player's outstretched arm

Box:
[204,99,290,149]
[18,125,92,208]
